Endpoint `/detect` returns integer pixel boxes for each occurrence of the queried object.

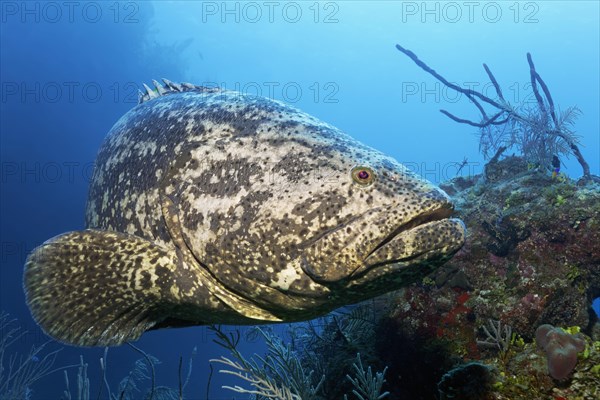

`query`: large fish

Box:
[24,79,466,347]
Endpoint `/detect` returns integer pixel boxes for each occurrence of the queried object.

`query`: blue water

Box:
[1,2,599,398]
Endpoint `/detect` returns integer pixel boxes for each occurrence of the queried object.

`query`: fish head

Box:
[261,127,466,297]
[299,151,465,287]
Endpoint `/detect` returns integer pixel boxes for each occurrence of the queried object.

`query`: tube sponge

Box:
[535,324,586,380]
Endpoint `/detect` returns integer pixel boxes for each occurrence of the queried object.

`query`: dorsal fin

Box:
[137,79,221,104]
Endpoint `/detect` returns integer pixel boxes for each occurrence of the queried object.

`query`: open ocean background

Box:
[1,1,599,398]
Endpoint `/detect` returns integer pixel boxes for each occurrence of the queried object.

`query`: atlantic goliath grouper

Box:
[24,79,466,347]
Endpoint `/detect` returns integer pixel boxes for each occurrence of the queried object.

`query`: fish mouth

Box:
[365,206,453,259]
[300,199,465,285]
[357,206,466,274]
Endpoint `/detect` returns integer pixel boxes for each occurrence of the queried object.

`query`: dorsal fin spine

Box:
[137,79,220,104]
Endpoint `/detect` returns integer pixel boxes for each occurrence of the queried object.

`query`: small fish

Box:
[552,155,561,179]
[24,80,466,347]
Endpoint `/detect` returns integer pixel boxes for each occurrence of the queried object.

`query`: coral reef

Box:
[437,160,599,339]
[385,159,599,396]
[377,48,599,398]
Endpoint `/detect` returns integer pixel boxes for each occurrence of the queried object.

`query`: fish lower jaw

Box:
[357,217,466,274]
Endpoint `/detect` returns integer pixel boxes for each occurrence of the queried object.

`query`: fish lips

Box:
[357,212,466,274]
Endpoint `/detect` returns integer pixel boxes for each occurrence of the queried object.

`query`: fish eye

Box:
[351,166,375,185]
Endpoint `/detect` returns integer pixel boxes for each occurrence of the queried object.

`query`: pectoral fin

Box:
[24,230,180,347]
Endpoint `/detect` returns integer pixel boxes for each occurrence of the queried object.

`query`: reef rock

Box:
[376,156,600,398]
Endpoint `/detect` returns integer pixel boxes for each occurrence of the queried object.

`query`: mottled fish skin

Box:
[24,81,466,346]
